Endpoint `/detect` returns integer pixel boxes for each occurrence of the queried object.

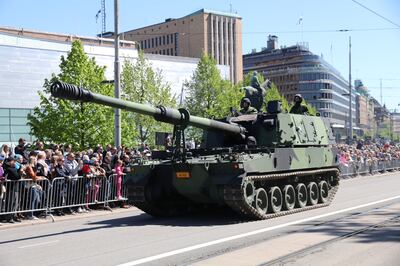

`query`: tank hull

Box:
[126,146,339,219]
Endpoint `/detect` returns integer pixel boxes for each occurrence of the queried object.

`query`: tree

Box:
[302,100,317,116]
[183,54,243,141]
[121,51,176,146]
[27,40,114,150]
[184,54,243,118]
[241,71,265,87]
[265,85,291,112]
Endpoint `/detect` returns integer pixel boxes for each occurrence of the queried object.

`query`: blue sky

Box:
[1,0,399,109]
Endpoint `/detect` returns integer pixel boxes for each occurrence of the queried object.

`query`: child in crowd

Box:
[114,159,123,200]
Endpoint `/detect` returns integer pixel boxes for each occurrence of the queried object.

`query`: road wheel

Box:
[243,181,255,206]
[269,186,282,213]
[295,183,307,208]
[307,182,319,206]
[318,181,329,203]
[282,185,295,211]
[253,188,268,215]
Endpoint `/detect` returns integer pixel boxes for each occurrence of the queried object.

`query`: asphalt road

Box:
[1,172,400,266]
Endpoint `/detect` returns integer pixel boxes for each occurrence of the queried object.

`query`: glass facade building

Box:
[0,108,33,143]
[0,29,229,145]
[243,39,356,126]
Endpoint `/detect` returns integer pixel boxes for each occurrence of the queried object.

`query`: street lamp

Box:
[348,36,353,143]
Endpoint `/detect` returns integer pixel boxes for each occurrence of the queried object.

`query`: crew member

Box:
[239,98,258,115]
[290,94,309,115]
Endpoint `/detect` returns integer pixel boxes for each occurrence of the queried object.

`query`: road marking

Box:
[19,240,59,249]
[117,195,400,266]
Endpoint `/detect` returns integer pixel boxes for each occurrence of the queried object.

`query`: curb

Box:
[0,206,138,230]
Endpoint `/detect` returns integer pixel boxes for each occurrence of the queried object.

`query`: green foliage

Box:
[183,54,243,141]
[184,54,243,118]
[121,51,176,146]
[241,71,265,87]
[303,100,317,116]
[265,85,290,112]
[27,40,114,150]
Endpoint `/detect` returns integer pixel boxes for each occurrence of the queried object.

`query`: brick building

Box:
[120,9,243,83]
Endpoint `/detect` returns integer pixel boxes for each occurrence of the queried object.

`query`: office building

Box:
[243,35,356,128]
[0,26,229,144]
[121,9,243,83]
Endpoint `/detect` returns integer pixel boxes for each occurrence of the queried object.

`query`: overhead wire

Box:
[351,0,400,28]
[123,27,399,37]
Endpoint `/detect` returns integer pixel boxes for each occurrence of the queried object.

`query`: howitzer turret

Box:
[50,81,246,136]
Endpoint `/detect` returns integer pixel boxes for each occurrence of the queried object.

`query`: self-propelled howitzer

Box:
[51,81,340,220]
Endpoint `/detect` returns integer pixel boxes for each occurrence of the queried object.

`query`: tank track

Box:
[223,168,340,220]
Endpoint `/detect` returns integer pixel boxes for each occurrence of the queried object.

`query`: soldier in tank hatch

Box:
[242,71,269,112]
[239,97,258,115]
[290,94,309,115]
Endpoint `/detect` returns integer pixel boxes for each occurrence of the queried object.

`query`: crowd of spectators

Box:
[0,138,153,224]
[338,139,400,167]
[1,136,399,225]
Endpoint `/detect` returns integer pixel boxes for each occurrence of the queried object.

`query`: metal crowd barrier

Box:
[339,159,400,178]
[0,174,127,220]
[0,179,50,217]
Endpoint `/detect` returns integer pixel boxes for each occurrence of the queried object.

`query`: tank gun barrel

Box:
[50,81,246,135]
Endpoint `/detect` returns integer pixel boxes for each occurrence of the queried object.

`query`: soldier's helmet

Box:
[294,94,303,103]
[241,97,251,107]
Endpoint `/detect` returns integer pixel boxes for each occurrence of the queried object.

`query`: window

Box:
[151,38,154,47]
[166,35,169,44]
[163,35,166,45]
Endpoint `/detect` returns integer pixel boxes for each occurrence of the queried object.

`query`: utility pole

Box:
[114,0,121,147]
[348,36,353,142]
[380,78,383,105]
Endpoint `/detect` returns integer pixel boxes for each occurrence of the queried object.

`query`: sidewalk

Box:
[0,205,136,230]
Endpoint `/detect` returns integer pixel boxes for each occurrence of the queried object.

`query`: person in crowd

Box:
[35,141,45,153]
[4,157,22,223]
[23,156,46,220]
[114,159,124,200]
[44,149,53,166]
[14,154,24,171]
[65,153,81,177]
[52,156,70,216]
[103,144,112,162]
[63,144,72,156]
[64,153,82,212]
[101,154,113,177]
[14,138,27,159]
[81,155,93,212]
[36,152,50,179]
[0,156,5,223]
[91,157,106,205]
[0,144,12,160]
[51,144,60,153]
